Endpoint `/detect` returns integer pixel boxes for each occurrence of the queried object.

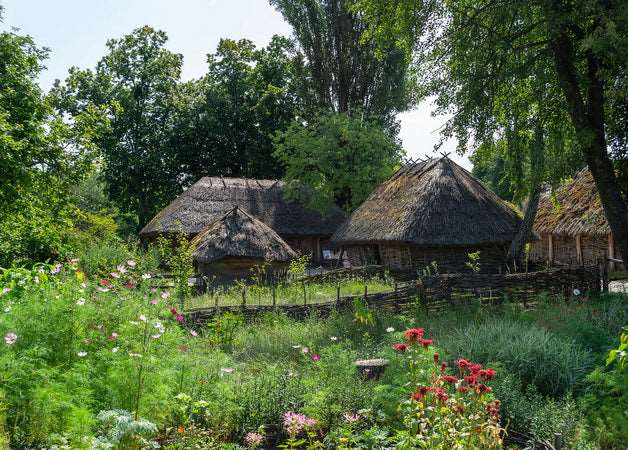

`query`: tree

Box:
[170,36,302,183]
[52,26,183,228]
[273,112,403,213]
[270,0,410,128]
[357,0,628,265]
[0,7,105,265]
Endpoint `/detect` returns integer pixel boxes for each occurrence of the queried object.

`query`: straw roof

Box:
[140,177,346,239]
[534,168,611,237]
[332,157,522,246]
[191,206,297,264]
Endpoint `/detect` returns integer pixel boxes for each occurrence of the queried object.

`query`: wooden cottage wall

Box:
[196,257,289,284]
[528,234,550,263]
[283,236,322,264]
[581,235,608,267]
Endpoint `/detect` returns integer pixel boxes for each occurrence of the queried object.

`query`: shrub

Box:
[440,318,593,396]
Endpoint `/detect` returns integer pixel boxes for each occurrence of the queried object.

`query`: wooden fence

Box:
[184,266,602,323]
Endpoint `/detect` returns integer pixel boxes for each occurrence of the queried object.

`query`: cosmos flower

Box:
[4,332,17,346]
[386,327,395,333]
[126,260,136,267]
[77,351,87,357]
[310,354,321,361]
[76,298,86,306]
[141,273,151,280]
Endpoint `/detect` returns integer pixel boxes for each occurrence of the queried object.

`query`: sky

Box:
[1,0,470,169]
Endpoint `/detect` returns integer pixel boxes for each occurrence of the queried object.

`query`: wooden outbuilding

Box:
[529,168,624,271]
[331,157,523,274]
[191,206,297,283]
[139,177,346,264]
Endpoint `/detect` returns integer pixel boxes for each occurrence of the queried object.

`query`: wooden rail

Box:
[184,266,601,324]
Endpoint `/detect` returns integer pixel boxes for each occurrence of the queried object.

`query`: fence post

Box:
[303,283,307,305]
[553,432,563,450]
[272,284,276,308]
[336,284,340,307]
[214,291,218,308]
[394,282,398,293]
[364,284,368,298]
[241,287,246,309]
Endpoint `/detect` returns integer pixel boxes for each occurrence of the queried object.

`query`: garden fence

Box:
[184,265,602,323]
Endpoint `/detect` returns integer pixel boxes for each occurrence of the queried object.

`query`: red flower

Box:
[418,339,433,349]
[404,328,425,342]
[435,387,449,403]
[433,352,439,364]
[479,368,496,380]
[170,308,178,315]
[100,279,113,288]
[392,343,411,352]
[464,374,479,385]
[456,358,470,370]
[469,363,482,374]
[458,385,470,394]
[440,362,448,373]
[475,383,492,395]
[411,386,432,401]
[311,354,321,361]
[123,281,136,289]
[486,400,501,420]
[442,375,459,384]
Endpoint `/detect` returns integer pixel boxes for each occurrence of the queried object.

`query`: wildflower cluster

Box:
[394,328,503,449]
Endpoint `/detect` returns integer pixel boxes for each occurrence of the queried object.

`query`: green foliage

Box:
[465,251,481,273]
[155,233,194,303]
[440,318,593,396]
[274,111,403,212]
[93,410,159,450]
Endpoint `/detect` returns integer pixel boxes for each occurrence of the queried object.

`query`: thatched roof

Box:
[534,168,611,237]
[191,206,297,264]
[332,157,522,246]
[140,177,346,239]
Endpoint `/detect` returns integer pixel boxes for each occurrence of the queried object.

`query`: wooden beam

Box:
[608,234,615,272]
[548,234,554,265]
[576,235,583,266]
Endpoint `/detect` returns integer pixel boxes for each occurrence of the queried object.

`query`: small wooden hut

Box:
[331,157,523,274]
[140,177,346,264]
[191,206,297,283]
[529,168,624,271]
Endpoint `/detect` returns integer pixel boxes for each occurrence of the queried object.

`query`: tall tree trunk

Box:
[507,122,544,266]
[545,2,628,266]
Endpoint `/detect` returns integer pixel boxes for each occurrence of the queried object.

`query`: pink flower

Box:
[126,260,136,268]
[175,314,184,322]
[150,299,158,305]
[404,327,425,341]
[310,354,321,361]
[245,432,264,447]
[116,264,127,274]
[100,279,113,288]
[110,272,120,279]
[190,330,198,337]
[4,332,17,346]
[343,412,360,423]
[161,291,170,299]
[283,412,316,437]
[1,287,11,295]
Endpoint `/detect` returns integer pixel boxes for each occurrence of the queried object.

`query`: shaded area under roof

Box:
[191,206,297,264]
[140,177,346,239]
[332,157,522,246]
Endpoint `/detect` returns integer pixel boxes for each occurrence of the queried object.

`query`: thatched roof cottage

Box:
[529,168,623,271]
[331,157,523,273]
[191,206,297,283]
[140,177,346,263]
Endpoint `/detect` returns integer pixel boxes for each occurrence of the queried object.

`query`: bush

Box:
[439,318,593,396]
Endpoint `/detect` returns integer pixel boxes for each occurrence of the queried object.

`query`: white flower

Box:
[70,258,80,263]
[97,287,110,293]
[4,332,17,346]
[190,330,198,337]
[77,351,87,357]
[1,287,11,295]
[160,291,170,299]
[330,336,338,341]
[301,347,309,353]
[220,367,234,376]
[151,334,162,340]
[129,352,142,358]
[112,347,119,353]
[4,307,11,313]
[141,273,151,280]
[110,272,120,279]
[573,289,581,296]
[153,321,165,334]
[292,345,301,349]
[386,327,395,333]
[33,276,39,284]
[126,260,137,268]
[80,283,87,289]
[117,265,127,274]
[139,314,147,322]
[76,298,85,306]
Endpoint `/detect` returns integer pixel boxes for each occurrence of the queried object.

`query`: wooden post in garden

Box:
[272,284,276,308]
[241,287,246,309]
[553,432,563,450]
[364,284,368,299]
[336,284,340,307]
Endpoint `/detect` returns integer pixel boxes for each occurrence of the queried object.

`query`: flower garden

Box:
[0,252,627,450]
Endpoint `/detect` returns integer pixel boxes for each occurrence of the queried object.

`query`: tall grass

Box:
[439,318,593,396]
